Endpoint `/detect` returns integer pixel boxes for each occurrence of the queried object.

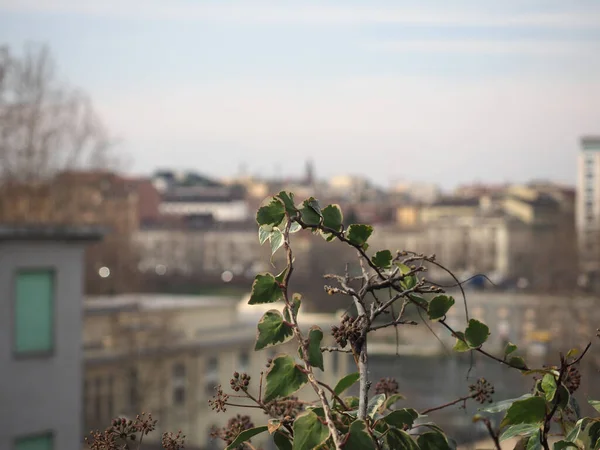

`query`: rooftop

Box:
[0,224,105,242]
[84,294,238,314]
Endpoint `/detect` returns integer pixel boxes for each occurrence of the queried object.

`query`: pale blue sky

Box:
[1,0,599,188]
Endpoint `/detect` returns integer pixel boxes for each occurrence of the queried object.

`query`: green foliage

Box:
[541,374,557,402]
[334,372,360,396]
[277,191,298,215]
[417,431,452,450]
[504,342,518,357]
[255,310,294,351]
[256,197,285,227]
[274,431,293,450]
[207,192,600,450]
[300,197,322,226]
[248,273,283,304]
[344,420,376,450]
[263,355,308,403]
[427,295,454,321]
[292,411,330,450]
[307,327,325,371]
[500,424,540,441]
[367,394,386,418]
[464,319,490,348]
[383,408,419,429]
[225,426,268,450]
[371,250,393,269]
[321,204,343,233]
[500,396,547,428]
[346,224,373,249]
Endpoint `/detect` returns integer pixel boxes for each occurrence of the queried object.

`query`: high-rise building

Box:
[577,136,600,278]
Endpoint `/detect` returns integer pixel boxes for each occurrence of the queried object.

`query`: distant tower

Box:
[305,159,315,186]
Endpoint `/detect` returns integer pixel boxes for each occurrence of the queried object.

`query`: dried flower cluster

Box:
[374,377,399,396]
[564,365,582,394]
[331,315,363,349]
[86,413,157,450]
[266,396,303,420]
[230,372,251,392]
[469,378,495,404]
[161,430,186,450]
[209,384,230,413]
[211,414,255,447]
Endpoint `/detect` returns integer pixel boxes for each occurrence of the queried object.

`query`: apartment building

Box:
[0,225,103,450]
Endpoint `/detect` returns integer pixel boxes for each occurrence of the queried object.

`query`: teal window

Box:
[14,433,53,450]
[14,270,54,355]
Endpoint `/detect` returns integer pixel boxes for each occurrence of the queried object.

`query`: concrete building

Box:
[0,225,103,450]
[577,136,600,278]
[83,293,349,449]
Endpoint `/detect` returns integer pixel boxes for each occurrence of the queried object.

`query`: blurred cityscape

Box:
[1,2,600,449]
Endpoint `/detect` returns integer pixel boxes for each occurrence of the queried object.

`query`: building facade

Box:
[577,137,600,278]
[0,226,102,450]
[83,293,350,449]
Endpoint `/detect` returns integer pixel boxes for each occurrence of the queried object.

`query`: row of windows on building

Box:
[84,352,249,425]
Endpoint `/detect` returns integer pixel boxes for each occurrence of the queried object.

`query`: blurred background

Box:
[0,1,599,449]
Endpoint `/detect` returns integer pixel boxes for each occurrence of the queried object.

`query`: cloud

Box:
[1,0,600,29]
[366,39,600,56]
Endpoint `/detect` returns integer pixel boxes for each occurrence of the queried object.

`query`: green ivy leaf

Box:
[277,191,298,215]
[322,204,343,232]
[397,263,417,289]
[384,393,406,410]
[255,310,294,351]
[427,295,455,321]
[289,221,302,233]
[499,424,540,441]
[541,374,557,402]
[452,332,470,353]
[371,250,393,269]
[225,426,268,450]
[344,420,376,450]
[300,197,322,226]
[526,430,542,450]
[500,396,546,428]
[270,228,284,258]
[273,431,293,450]
[417,431,452,450]
[504,342,518,357]
[508,356,528,370]
[259,225,271,245]
[589,400,600,413]
[346,224,373,249]
[257,197,285,227]
[307,326,324,371]
[367,394,386,418]
[334,372,360,396]
[263,355,309,403]
[383,408,419,429]
[385,429,420,450]
[283,293,302,322]
[480,394,533,414]
[292,410,330,450]
[465,319,490,348]
[248,273,283,305]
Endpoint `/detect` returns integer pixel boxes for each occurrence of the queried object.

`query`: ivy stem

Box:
[283,218,343,450]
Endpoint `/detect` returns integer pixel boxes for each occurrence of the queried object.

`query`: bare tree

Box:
[0,43,115,185]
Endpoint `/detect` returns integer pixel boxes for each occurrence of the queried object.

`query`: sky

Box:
[1,1,599,189]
